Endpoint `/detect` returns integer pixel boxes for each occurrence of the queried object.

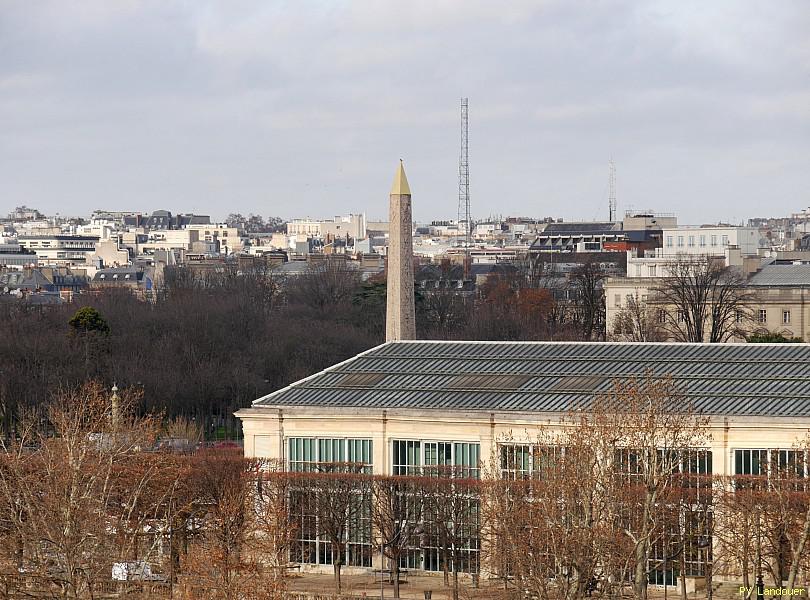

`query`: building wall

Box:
[239,407,807,480]
[0,254,38,269]
[287,220,322,237]
[320,214,366,240]
[90,240,130,268]
[17,236,98,267]
[241,408,807,582]
[146,229,197,249]
[186,225,241,254]
[661,226,760,256]
[605,277,810,341]
[747,287,810,339]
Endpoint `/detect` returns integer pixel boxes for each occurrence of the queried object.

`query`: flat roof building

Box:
[237,340,810,579]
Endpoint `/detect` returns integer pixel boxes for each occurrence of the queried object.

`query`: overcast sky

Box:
[1,1,808,224]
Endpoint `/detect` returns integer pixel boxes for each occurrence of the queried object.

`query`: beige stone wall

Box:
[239,407,808,478]
[605,278,810,341]
[749,287,810,339]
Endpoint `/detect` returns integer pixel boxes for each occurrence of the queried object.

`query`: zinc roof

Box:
[749,264,810,287]
[252,341,810,417]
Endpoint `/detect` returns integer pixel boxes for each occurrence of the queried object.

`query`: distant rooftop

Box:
[749,263,810,287]
[541,222,621,235]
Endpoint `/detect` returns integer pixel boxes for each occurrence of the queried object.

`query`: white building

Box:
[139,229,199,253]
[287,219,322,237]
[474,222,499,239]
[320,214,366,240]
[660,225,760,257]
[287,214,368,241]
[76,219,117,241]
[17,235,99,268]
[185,224,241,255]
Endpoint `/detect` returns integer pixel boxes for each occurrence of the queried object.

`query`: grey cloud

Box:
[0,0,808,223]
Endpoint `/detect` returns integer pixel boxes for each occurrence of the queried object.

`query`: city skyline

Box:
[1,1,808,224]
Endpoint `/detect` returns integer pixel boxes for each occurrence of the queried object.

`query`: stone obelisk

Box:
[386,160,416,341]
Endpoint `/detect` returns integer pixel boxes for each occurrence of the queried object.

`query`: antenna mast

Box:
[608,159,617,222]
[458,98,471,251]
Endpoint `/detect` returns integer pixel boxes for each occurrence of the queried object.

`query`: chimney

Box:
[385,160,416,341]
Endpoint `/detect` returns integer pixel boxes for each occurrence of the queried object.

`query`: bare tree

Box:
[481,375,709,600]
[165,415,203,445]
[763,439,810,590]
[371,476,426,598]
[290,464,372,593]
[0,382,169,599]
[608,376,710,600]
[653,256,755,342]
[714,474,770,593]
[422,471,481,600]
[611,292,665,342]
[181,452,296,599]
[183,448,258,598]
[286,260,361,312]
[253,461,296,599]
[484,440,617,600]
[421,290,469,339]
[570,257,607,340]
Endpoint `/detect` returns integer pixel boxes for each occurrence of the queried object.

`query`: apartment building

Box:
[287,219,322,237]
[17,235,99,267]
[186,224,241,255]
[745,263,810,340]
[660,225,761,257]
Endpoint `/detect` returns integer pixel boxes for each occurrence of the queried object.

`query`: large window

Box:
[392,440,481,478]
[420,495,480,574]
[289,487,373,568]
[735,448,807,481]
[391,440,481,574]
[287,437,374,568]
[288,437,373,472]
[648,511,712,585]
[614,449,713,582]
[393,440,421,475]
[614,449,711,478]
[499,444,564,479]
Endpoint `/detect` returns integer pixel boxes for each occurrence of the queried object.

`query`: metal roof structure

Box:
[749,264,810,287]
[540,222,621,235]
[253,341,810,417]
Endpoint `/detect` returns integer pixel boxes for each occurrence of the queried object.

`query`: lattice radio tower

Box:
[608,158,617,222]
[458,98,471,249]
